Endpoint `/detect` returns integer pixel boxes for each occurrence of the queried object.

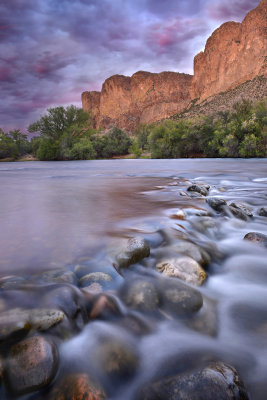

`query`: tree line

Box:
[0,99,266,161]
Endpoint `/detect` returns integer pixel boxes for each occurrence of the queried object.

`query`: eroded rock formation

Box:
[82,0,267,132]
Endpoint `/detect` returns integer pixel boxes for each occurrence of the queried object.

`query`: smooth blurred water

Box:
[0,158,267,399]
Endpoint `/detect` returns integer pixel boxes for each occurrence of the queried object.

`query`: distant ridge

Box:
[82,0,267,132]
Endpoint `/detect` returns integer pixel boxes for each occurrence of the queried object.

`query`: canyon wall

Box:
[82,0,267,132]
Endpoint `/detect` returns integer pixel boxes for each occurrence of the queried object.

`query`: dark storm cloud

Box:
[0,0,259,132]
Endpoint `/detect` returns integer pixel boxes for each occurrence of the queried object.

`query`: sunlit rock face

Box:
[82,71,193,131]
[191,0,267,101]
[82,0,267,132]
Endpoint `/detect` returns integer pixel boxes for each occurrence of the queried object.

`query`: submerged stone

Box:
[229,202,253,218]
[94,338,139,381]
[158,278,203,316]
[49,373,107,400]
[6,336,59,395]
[121,279,159,312]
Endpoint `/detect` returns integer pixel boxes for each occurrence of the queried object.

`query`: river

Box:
[0,159,266,399]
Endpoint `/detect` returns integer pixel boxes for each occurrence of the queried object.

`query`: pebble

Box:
[156,257,207,286]
[6,335,59,395]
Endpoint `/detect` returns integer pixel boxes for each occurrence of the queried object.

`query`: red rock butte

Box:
[82,0,267,132]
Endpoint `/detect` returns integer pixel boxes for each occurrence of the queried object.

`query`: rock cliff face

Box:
[83,72,193,131]
[82,0,267,132]
[191,0,267,101]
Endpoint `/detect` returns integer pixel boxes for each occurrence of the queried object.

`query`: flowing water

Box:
[0,159,267,399]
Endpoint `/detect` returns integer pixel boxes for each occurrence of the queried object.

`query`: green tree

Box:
[28,106,91,140]
[36,139,60,161]
[70,138,96,160]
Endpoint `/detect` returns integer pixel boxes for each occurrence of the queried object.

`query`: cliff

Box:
[191,0,267,101]
[82,0,267,132]
[82,71,193,131]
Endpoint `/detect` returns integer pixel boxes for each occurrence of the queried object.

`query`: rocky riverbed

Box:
[0,159,266,399]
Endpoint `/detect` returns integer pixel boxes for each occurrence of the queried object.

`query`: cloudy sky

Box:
[0,0,259,132]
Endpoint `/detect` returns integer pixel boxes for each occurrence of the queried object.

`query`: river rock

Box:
[138,361,249,400]
[229,202,253,218]
[243,232,267,248]
[158,278,203,316]
[5,335,59,395]
[49,373,106,400]
[0,276,27,290]
[186,297,217,336]
[173,241,210,266]
[187,184,209,196]
[156,257,207,286]
[116,237,150,268]
[0,308,65,336]
[228,206,248,221]
[29,309,65,331]
[120,279,159,312]
[42,285,88,332]
[79,272,113,289]
[258,207,267,217]
[89,294,122,320]
[35,269,77,285]
[0,308,31,342]
[206,197,227,212]
[94,338,139,381]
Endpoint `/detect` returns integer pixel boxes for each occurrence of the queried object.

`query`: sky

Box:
[0,0,260,132]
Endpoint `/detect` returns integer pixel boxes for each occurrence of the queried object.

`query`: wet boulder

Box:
[156,257,207,286]
[116,237,150,268]
[158,278,203,316]
[138,361,249,400]
[228,206,248,221]
[244,232,267,248]
[49,373,106,400]
[5,335,59,395]
[120,279,159,312]
[258,207,267,217]
[187,184,209,197]
[206,198,227,212]
[229,202,253,218]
